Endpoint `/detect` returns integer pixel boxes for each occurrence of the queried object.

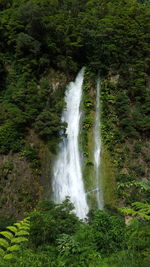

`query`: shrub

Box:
[29,199,80,247]
[89,210,125,255]
[0,122,23,154]
[20,145,40,169]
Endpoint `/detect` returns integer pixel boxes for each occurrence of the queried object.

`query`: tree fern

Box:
[0,217,30,261]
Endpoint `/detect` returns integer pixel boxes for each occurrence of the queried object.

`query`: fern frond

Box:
[19,226,30,231]
[0,231,14,240]
[21,222,30,227]
[0,238,9,248]
[119,202,150,220]
[6,226,18,234]
[11,237,28,244]
[23,217,30,222]
[3,254,14,260]
[0,217,30,261]
[132,202,150,214]
[119,207,135,215]
[14,223,22,228]
[0,248,5,256]
[137,212,150,220]
[16,230,29,236]
[7,245,20,252]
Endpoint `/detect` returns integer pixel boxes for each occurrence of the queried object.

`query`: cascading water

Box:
[94,78,104,209]
[52,68,89,219]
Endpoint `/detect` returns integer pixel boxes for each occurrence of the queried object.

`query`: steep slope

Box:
[0,0,149,219]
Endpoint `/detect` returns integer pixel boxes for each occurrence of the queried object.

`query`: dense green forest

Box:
[0,0,150,266]
[0,199,150,266]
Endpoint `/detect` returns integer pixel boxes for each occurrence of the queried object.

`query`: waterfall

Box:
[94,78,104,209]
[52,68,89,219]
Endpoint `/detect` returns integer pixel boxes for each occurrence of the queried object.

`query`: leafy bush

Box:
[34,108,67,140]
[20,145,40,169]
[15,33,41,57]
[29,199,80,247]
[82,116,93,129]
[89,210,125,255]
[0,122,23,154]
[116,173,134,182]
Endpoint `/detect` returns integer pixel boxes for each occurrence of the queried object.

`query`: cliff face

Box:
[0,69,71,219]
[80,70,117,209]
[0,67,149,218]
[0,68,117,218]
[100,72,150,207]
[80,69,150,209]
[0,0,149,219]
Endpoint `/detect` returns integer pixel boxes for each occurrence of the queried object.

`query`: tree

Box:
[29,199,80,247]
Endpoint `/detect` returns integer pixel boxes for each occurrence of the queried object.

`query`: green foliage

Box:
[0,1,150,265]
[82,116,93,130]
[89,209,126,255]
[80,69,95,158]
[120,202,150,220]
[57,232,102,266]
[20,144,40,169]
[6,226,18,234]
[0,231,14,240]
[0,68,66,153]
[0,200,149,267]
[34,108,66,141]
[15,33,41,57]
[0,122,23,154]
[117,181,150,191]
[0,0,149,162]
[0,246,54,267]
[57,234,80,256]
[0,217,30,261]
[29,198,80,247]
[0,161,14,181]
[124,218,150,265]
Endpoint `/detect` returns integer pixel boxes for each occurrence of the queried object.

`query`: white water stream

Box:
[52,68,89,219]
[94,78,104,209]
